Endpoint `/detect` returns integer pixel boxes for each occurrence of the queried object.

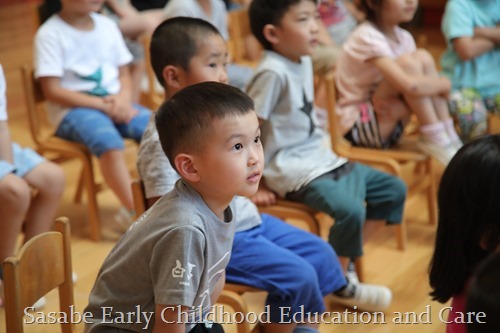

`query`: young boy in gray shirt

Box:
[84,82,263,333]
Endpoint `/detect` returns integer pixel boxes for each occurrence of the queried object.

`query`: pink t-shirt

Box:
[335,21,416,134]
[446,293,467,333]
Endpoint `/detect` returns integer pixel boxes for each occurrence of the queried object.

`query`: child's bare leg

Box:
[22,161,65,241]
[414,50,461,144]
[0,174,30,260]
[372,81,412,141]
[99,149,134,211]
[415,49,453,120]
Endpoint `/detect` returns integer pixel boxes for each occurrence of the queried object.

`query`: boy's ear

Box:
[174,153,200,183]
[263,24,280,46]
[162,65,183,90]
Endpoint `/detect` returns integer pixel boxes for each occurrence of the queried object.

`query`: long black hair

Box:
[429,135,500,303]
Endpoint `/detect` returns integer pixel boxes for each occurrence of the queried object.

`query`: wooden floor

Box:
[0,2,450,333]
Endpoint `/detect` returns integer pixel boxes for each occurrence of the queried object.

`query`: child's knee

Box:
[390,177,407,204]
[415,48,435,68]
[0,175,31,213]
[37,162,65,198]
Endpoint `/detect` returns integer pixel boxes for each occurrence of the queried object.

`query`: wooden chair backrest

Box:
[3,217,75,333]
[131,179,148,219]
[21,64,48,148]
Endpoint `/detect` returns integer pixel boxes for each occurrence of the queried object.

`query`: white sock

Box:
[420,122,451,147]
[443,118,462,145]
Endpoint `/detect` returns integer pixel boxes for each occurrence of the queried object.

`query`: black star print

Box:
[300,90,315,136]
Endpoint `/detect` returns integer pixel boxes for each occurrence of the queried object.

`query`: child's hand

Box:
[105,94,138,123]
[251,182,277,206]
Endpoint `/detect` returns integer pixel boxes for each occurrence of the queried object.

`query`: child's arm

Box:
[153,304,187,333]
[474,25,500,44]
[0,121,13,163]
[38,77,114,114]
[106,0,137,18]
[452,34,496,61]
[367,57,451,97]
[317,19,336,47]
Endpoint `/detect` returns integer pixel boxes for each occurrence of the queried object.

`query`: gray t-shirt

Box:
[84,180,235,333]
[246,51,347,197]
[137,116,261,232]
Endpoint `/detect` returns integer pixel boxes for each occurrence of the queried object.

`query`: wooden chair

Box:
[319,73,438,251]
[141,34,164,111]
[227,6,262,67]
[21,65,103,241]
[3,217,74,333]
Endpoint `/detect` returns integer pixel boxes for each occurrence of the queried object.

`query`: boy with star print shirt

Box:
[245,0,406,268]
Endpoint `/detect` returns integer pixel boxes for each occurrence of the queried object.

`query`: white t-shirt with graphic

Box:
[34,12,133,127]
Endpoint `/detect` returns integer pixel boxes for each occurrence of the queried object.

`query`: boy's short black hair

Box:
[466,251,500,333]
[150,17,221,87]
[155,81,255,172]
[249,0,316,50]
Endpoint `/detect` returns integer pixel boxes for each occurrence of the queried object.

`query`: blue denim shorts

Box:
[0,143,45,180]
[55,104,151,157]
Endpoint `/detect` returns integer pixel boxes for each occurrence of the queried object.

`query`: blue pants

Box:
[55,104,151,157]
[226,214,346,323]
[287,163,406,258]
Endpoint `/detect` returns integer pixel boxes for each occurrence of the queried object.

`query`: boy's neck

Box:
[186,181,232,221]
[58,10,94,30]
[270,47,302,64]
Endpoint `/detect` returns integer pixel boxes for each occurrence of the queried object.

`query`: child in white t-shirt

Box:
[336,0,461,165]
[34,0,152,227]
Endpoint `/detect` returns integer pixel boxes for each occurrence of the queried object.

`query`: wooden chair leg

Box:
[395,219,407,251]
[74,168,85,203]
[425,158,437,225]
[81,156,101,241]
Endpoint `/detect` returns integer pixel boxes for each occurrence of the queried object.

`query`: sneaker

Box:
[331,283,392,312]
[113,207,135,232]
[32,296,47,310]
[417,137,458,165]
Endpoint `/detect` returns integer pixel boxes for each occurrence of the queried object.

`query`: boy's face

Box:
[178,34,229,89]
[194,112,263,200]
[269,0,319,62]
